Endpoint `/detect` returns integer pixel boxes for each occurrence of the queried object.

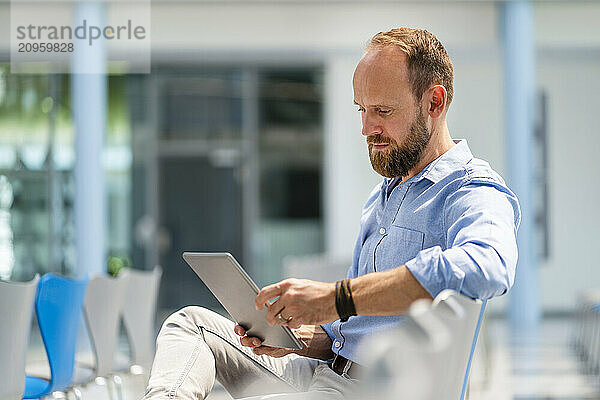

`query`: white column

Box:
[71,1,107,277]
[502,1,541,332]
[324,54,380,260]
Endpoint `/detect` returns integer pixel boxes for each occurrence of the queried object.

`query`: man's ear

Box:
[428,85,447,118]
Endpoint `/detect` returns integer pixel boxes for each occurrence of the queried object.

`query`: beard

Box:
[368,110,431,179]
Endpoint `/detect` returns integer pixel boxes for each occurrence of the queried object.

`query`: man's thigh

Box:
[161,306,319,398]
[234,363,359,400]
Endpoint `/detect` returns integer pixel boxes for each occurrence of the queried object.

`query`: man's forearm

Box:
[351,265,432,316]
[254,267,433,328]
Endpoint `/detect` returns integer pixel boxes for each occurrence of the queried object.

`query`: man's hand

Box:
[254,278,338,328]
[234,323,334,360]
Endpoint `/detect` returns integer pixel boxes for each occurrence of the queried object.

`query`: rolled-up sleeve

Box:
[405,178,521,300]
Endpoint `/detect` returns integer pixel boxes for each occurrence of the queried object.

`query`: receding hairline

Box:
[363,28,455,108]
[354,46,411,81]
[360,45,410,65]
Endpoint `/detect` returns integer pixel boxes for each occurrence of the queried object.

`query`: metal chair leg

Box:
[95,376,115,400]
[51,391,68,400]
[111,374,124,400]
[70,386,83,400]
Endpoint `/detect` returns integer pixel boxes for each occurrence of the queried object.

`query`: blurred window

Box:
[130,66,324,311]
[159,70,243,141]
[0,64,132,279]
[256,69,324,286]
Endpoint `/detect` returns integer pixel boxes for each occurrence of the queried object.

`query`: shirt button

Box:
[334,341,341,348]
[379,227,386,235]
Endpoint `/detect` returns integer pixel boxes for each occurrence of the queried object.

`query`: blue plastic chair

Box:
[23,273,89,399]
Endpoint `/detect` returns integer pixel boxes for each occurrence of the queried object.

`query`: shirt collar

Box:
[383,139,473,188]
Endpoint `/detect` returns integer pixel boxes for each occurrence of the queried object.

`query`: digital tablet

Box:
[182,252,303,350]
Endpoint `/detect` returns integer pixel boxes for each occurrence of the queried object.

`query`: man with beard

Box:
[144,28,520,400]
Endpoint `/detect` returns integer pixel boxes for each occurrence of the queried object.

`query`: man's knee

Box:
[160,306,230,334]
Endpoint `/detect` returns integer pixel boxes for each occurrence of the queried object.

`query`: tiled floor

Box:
[23,317,600,400]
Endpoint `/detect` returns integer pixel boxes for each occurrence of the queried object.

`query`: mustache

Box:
[367,135,395,145]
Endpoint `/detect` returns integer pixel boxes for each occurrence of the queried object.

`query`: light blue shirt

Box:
[322,140,521,364]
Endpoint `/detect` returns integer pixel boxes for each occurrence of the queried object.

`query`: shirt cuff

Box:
[320,322,335,340]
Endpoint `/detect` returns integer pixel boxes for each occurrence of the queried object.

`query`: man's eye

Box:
[378,109,392,115]
[357,107,365,112]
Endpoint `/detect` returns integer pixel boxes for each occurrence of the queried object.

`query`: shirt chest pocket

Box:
[374,226,425,272]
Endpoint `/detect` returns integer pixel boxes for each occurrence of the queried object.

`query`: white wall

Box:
[147,2,498,53]
[536,53,600,312]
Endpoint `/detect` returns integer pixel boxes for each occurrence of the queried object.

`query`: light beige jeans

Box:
[143,307,358,400]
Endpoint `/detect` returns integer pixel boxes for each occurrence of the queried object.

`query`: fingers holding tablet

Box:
[183,253,303,350]
[235,324,262,347]
[266,302,302,329]
[233,324,245,336]
[255,283,283,311]
[265,300,286,326]
[277,312,292,324]
[276,310,302,329]
[235,322,298,358]
[255,278,337,327]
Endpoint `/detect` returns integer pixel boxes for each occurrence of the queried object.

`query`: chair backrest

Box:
[35,273,89,393]
[357,291,486,400]
[576,290,600,364]
[0,275,39,400]
[121,266,162,369]
[358,299,451,400]
[83,272,129,377]
[430,290,485,400]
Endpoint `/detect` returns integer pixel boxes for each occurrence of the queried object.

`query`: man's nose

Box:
[361,115,383,137]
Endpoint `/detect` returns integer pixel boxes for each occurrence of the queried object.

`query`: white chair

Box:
[584,298,600,375]
[0,275,39,400]
[121,265,163,373]
[358,298,451,400]
[572,292,590,355]
[429,290,485,400]
[468,322,491,394]
[357,290,485,400]
[574,290,600,373]
[74,272,130,399]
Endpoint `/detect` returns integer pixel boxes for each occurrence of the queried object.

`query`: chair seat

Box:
[23,376,50,399]
[26,360,96,388]
[25,360,51,380]
[76,350,131,372]
[114,352,131,372]
[71,365,96,386]
[75,351,95,369]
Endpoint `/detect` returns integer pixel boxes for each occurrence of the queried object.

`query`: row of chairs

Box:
[573,289,600,376]
[357,290,486,400]
[0,266,162,400]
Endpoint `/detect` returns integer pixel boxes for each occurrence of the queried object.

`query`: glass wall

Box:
[256,69,324,285]
[129,66,324,311]
[0,64,132,280]
[0,61,323,313]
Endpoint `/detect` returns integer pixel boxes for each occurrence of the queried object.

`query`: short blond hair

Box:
[368,28,454,108]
